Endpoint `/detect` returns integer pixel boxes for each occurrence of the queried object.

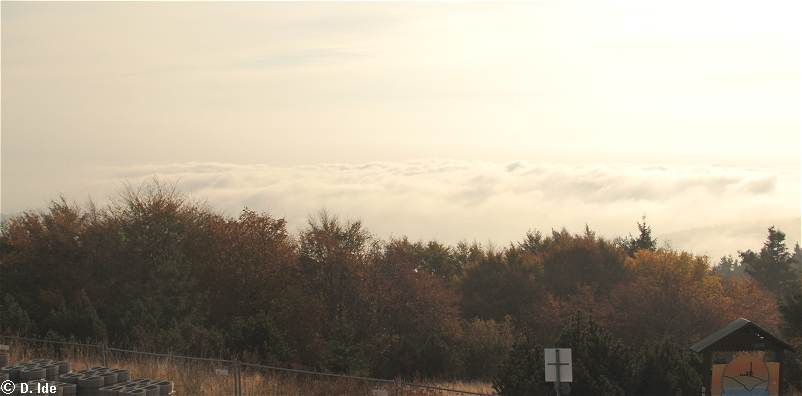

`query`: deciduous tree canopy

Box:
[0,182,798,391]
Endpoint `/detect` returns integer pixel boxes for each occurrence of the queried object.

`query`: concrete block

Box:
[154,381,172,396]
[110,369,129,383]
[20,367,46,381]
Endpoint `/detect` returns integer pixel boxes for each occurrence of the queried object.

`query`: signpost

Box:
[544,348,572,395]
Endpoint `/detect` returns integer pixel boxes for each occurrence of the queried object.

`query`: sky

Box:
[1,1,800,260]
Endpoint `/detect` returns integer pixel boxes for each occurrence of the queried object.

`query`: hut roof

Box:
[690,318,794,353]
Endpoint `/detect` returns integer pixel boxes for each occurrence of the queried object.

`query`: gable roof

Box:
[690,318,794,353]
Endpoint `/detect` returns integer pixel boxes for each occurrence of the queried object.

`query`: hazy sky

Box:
[2,1,800,259]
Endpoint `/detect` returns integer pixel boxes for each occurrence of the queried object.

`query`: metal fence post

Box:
[234,358,242,396]
[100,342,108,367]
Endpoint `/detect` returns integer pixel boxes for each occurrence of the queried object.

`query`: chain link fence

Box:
[1,335,495,396]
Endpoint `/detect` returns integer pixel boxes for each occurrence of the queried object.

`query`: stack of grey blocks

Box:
[0,348,174,396]
[59,367,173,395]
[59,367,129,396]
[1,344,8,367]
[1,358,75,396]
[0,345,8,382]
[96,378,173,396]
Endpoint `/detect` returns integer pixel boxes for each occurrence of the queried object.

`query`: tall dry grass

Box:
[4,339,494,395]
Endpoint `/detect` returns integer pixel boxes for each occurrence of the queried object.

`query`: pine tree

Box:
[492,339,545,396]
[714,255,744,278]
[741,227,800,294]
[555,312,637,395]
[625,217,657,255]
[634,339,702,395]
[792,243,802,274]
[779,289,802,338]
[0,294,36,335]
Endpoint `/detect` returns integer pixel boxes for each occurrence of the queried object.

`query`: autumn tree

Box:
[0,199,92,329]
[103,183,221,350]
[365,237,462,378]
[607,250,729,344]
[202,209,298,363]
[540,230,629,297]
[297,211,376,373]
[721,276,781,332]
[459,246,543,322]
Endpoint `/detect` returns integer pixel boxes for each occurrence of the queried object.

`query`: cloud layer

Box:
[98,160,800,260]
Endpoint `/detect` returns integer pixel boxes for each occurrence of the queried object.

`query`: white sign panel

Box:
[214,368,229,376]
[544,348,573,382]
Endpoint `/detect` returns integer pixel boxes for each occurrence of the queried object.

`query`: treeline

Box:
[1,182,801,394]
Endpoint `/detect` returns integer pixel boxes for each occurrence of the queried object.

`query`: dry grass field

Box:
[4,339,494,396]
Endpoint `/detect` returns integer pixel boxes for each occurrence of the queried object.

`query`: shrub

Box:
[461,317,515,379]
[633,338,702,395]
[492,339,545,396]
[0,294,36,335]
[554,312,636,395]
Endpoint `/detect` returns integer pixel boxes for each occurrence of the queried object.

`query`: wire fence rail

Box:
[1,334,496,396]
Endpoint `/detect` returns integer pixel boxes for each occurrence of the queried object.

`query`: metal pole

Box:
[234,358,242,396]
[555,349,561,396]
[101,342,108,367]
